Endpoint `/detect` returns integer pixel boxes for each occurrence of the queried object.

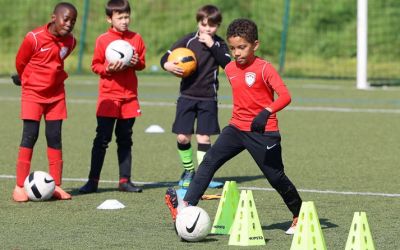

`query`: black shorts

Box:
[172,97,220,135]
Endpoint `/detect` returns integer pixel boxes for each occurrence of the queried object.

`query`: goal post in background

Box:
[357,0,368,89]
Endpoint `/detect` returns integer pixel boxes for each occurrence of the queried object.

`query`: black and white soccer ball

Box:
[105,39,134,66]
[24,171,55,201]
[175,206,212,242]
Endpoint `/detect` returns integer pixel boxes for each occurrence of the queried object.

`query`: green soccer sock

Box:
[197,143,211,165]
[177,142,194,171]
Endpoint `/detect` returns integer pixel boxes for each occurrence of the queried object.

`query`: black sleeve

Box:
[160,34,192,70]
[209,39,231,69]
[160,53,169,70]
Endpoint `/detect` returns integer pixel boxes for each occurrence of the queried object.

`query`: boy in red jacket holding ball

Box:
[79,0,146,194]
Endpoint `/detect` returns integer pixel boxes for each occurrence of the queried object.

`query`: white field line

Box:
[0,174,399,198]
[1,96,400,114]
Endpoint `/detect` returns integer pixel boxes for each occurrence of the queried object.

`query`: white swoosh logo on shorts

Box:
[267,144,277,150]
[40,48,51,52]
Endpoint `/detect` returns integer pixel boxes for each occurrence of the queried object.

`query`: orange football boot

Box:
[165,187,178,221]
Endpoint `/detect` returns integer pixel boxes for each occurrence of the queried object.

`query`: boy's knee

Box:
[177,134,191,144]
[116,137,133,148]
[196,134,210,144]
[20,134,38,148]
[93,134,112,149]
[46,130,62,149]
[266,171,287,189]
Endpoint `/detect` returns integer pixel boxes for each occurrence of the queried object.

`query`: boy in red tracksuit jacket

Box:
[79,0,146,194]
[13,2,77,202]
[165,18,302,235]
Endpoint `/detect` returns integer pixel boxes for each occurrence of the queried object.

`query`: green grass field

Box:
[0,74,399,249]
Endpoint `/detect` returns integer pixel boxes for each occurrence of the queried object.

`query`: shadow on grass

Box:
[69,187,124,196]
[133,175,266,191]
[320,218,338,230]
[67,174,266,194]
[263,218,338,233]
[212,175,265,184]
[180,237,219,243]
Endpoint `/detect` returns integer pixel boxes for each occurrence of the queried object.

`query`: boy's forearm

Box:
[268,91,291,113]
[209,43,231,69]
[91,63,108,76]
[132,59,146,71]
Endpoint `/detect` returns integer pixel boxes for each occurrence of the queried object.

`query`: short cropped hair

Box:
[106,0,130,17]
[226,18,258,43]
[196,5,222,26]
[53,2,77,14]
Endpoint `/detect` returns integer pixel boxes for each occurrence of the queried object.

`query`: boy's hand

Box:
[251,109,271,133]
[198,33,214,48]
[106,60,126,73]
[11,74,21,86]
[129,52,139,66]
[164,61,184,77]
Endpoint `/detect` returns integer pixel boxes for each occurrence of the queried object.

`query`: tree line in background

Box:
[0,0,399,81]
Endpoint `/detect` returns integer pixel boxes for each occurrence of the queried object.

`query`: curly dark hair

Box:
[226,18,258,43]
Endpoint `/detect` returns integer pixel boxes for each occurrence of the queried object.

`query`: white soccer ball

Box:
[105,39,134,66]
[24,171,55,201]
[175,206,212,242]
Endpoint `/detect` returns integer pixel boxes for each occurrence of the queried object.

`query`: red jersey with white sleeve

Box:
[91,28,146,101]
[15,23,76,103]
[224,57,291,132]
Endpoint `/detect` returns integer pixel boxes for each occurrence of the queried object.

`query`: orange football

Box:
[167,48,197,78]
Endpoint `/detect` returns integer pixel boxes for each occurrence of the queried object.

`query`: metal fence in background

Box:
[1,0,399,83]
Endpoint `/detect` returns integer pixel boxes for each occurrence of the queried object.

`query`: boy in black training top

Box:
[160,5,231,189]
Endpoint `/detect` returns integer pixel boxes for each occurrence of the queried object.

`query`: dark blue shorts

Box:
[172,97,220,135]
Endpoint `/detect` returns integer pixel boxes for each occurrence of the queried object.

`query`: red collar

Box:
[45,23,62,41]
[108,27,129,38]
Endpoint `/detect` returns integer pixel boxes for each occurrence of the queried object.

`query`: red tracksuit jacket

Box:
[225,57,291,132]
[15,23,76,103]
[91,28,146,101]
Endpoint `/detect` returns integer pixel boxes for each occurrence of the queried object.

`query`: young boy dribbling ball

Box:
[160,5,231,189]
[79,0,146,193]
[165,18,303,235]
[12,2,78,202]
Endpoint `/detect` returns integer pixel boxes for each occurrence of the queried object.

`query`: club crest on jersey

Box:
[60,47,69,59]
[245,72,256,87]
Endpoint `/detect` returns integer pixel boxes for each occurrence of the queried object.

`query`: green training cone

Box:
[290,201,327,250]
[228,190,265,246]
[345,212,375,250]
[211,181,240,234]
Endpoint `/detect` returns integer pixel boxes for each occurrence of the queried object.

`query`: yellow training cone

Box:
[290,201,327,250]
[345,212,375,250]
[228,190,265,246]
[211,181,240,234]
